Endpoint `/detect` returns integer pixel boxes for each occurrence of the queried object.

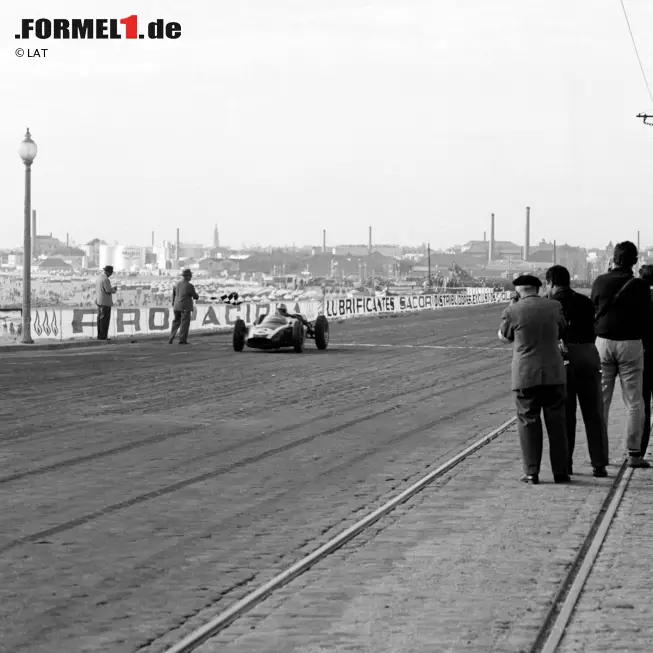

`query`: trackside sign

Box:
[322,292,511,318]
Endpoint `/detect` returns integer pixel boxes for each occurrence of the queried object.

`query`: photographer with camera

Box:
[546,265,608,478]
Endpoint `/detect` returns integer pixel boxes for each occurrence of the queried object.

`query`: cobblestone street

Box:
[196,402,634,653]
[2,304,648,653]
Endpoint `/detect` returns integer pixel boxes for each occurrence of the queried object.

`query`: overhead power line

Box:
[619,0,653,105]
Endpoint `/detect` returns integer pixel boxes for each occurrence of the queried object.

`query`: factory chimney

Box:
[488,213,495,264]
[151,231,155,248]
[323,229,326,254]
[524,206,531,261]
[368,226,372,255]
[176,228,180,264]
[483,231,487,242]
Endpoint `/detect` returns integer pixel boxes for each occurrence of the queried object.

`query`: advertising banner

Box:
[20,300,321,342]
[7,292,510,343]
[322,291,511,319]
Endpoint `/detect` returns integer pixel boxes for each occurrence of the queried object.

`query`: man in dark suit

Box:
[499,274,570,484]
[545,265,608,477]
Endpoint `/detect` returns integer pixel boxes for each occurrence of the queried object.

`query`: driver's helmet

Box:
[277,303,288,316]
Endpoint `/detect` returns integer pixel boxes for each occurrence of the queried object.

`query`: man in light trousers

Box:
[591,241,651,468]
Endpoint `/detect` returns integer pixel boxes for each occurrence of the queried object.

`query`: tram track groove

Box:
[531,458,636,653]
[151,416,519,653]
[2,305,526,652]
[148,418,651,653]
[50,386,512,614]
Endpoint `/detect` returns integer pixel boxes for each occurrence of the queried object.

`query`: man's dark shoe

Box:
[520,474,539,485]
[593,466,608,477]
[628,456,651,469]
[554,474,571,483]
[168,338,174,344]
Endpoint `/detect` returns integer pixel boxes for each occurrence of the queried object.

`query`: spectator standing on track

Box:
[169,268,199,345]
[498,274,570,485]
[638,264,653,458]
[545,265,608,478]
[95,265,117,340]
[591,241,651,468]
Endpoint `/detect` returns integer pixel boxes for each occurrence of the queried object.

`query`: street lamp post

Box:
[19,128,37,344]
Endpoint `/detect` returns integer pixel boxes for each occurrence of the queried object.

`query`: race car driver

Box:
[277,303,308,326]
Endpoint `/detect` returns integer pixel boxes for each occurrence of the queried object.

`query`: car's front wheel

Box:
[233,319,247,351]
[314,315,329,350]
[292,320,304,353]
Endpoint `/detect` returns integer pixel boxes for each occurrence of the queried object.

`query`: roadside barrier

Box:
[0,292,511,343]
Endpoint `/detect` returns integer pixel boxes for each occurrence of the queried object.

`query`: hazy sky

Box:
[1,0,652,251]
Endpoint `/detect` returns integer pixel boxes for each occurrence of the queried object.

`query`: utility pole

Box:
[427,242,431,285]
[553,240,557,265]
[637,230,640,251]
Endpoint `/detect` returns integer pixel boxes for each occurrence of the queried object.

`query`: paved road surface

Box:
[1,304,515,653]
[557,467,653,653]
[197,401,634,653]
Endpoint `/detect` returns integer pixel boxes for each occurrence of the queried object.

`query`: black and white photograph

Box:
[1,1,652,652]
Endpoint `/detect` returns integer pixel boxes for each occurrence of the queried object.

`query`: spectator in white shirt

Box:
[95,265,117,340]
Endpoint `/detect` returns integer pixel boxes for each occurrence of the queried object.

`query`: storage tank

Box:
[98,245,146,271]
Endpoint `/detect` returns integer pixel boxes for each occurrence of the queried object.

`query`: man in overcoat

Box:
[169,268,199,345]
[498,274,570,484]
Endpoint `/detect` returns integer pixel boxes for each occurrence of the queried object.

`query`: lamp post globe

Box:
[19,128,37,344]
[19,128,38,164]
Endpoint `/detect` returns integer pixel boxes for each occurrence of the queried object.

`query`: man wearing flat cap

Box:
[169,268,199,345]
[95,265,117,340]
[498,274,570,484]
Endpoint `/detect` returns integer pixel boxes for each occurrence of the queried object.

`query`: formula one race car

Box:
[232,310,329,353]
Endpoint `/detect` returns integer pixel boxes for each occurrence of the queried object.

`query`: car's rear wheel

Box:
[314,315,329,350]
[292,320,304,353]
[233,319,247,351]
